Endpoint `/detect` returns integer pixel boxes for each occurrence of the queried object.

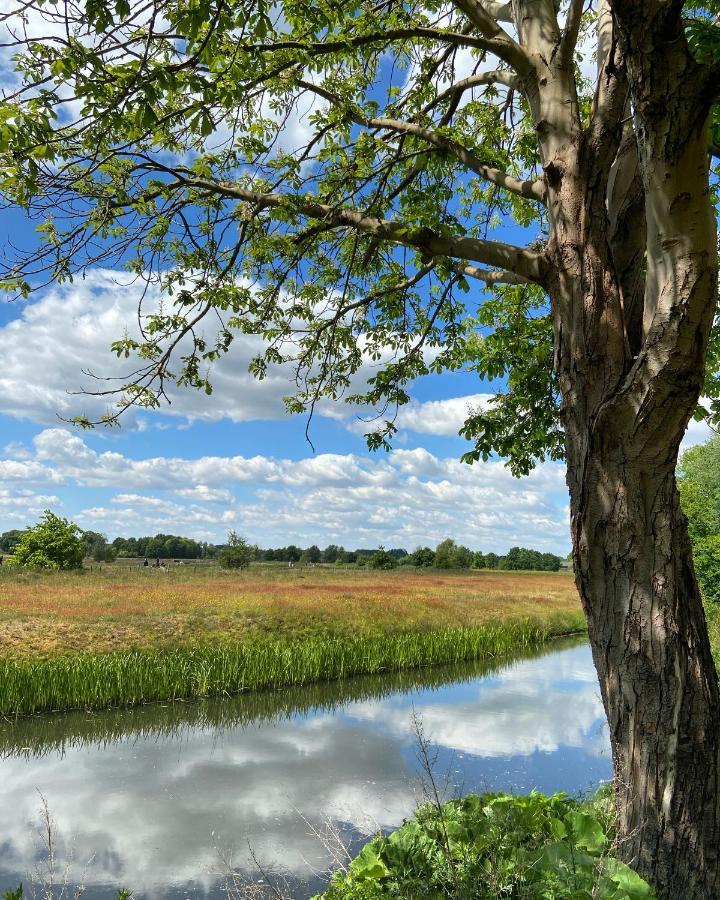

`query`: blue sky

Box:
[0,203,713,554]
[0,253,577,553]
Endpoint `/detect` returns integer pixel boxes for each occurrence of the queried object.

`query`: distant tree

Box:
[304,545,321,564]
[322,544,341,563]
[388,548,409,560]
[368,546,398,570]
[472,552,487,569]
[12,511,85,570]
[218,531,255,570]
[0,530,24,553]
[454,545,473,569]
[81,530,116,562]
[433,538,472,569]
[678,437,720,602]
[433,539,459,569]
[485,553,501,570]
[412,546,436,568]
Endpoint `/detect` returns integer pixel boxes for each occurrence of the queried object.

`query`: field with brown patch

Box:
[0,565,580,659]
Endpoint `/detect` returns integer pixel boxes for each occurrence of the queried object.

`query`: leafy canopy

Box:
[678,436,720,602]
[0,0,718,473]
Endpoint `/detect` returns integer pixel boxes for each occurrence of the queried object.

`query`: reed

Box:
[0,612,585,716]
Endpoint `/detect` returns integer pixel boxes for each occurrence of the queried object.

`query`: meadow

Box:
[0,565,585,715]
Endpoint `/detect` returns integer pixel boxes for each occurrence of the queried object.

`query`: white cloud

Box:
[0,427,570,549]
[0,271,492,442]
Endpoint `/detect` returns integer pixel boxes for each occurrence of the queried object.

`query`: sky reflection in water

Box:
[0,641,611,899]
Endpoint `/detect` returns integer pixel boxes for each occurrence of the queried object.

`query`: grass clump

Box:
[317,789,654,899]
[0,614,584,716]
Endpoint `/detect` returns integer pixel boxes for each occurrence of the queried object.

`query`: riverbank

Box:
[0,567,584,715]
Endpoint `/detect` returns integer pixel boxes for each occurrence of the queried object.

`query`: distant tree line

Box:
[0,524,564,572]
[404,539,563,571]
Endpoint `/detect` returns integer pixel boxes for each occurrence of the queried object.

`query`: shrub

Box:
[218,531,254,570]
[318,789,654,899]
[11,511,85,570]
[368,546,398,570]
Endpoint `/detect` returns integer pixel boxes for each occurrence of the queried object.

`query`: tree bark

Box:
[523,3,720,889]
[566,423,720,898]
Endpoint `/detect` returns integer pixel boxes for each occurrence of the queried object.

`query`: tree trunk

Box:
[567,426,720,898]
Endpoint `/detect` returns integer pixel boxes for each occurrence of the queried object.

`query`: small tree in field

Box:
[368,546,398,570]
[12,511,85,570]
[218,531,254,570]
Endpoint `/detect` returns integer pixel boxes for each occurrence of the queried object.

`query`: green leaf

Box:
[600,858,655,898]
[349,843,389,882]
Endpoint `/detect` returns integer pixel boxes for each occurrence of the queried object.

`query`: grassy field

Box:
[0,565,585,715]
[0,565,581,658]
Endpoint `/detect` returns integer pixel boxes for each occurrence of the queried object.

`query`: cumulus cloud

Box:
[0,271,492,444]
[0,427,570,549]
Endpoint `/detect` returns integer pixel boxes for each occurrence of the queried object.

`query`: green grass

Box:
[0,612,585,716]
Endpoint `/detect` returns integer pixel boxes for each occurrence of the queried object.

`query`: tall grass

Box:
[0,612,585,716]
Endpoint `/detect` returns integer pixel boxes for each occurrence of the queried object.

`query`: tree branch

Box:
[297,80,546,203]
[458,263,532,284]
[423,70,519,112]
[244,26,522,61]
[483,1,513,22]
[160,174,548,283]
[560,0,586,64]
[450,0,533,73]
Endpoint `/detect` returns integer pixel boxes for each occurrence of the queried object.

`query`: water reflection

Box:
[0,640,611,899]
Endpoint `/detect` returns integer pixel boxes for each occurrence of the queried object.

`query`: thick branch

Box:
[166,175,548,283]
[425,70,520,110]
[484,1,513,21]
[560,0,585,64]
[245,27,523,62]
[607,117,646,357]
[450,0,532,72]
[458,263,532,284]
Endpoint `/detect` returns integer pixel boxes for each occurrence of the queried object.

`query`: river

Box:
[0,639,611,899]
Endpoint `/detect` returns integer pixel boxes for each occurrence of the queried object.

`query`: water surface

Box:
[0,640,611,898]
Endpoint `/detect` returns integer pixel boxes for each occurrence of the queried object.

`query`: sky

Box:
[0,258,711,554]
[0,10,712,554]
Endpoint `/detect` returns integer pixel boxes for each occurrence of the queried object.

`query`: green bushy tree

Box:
[368,546,398,570]
[412,546,436,568]
[218,531,255,570]
[678,436,720,602]
[11,512,85,570]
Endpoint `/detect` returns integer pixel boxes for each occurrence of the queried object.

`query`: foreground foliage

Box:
[318,790,654,899]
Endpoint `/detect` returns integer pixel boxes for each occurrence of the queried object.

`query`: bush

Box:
[218,531,255,570]
[318,789,654,899]
[11,511,85,570]
[368,546,398,570]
